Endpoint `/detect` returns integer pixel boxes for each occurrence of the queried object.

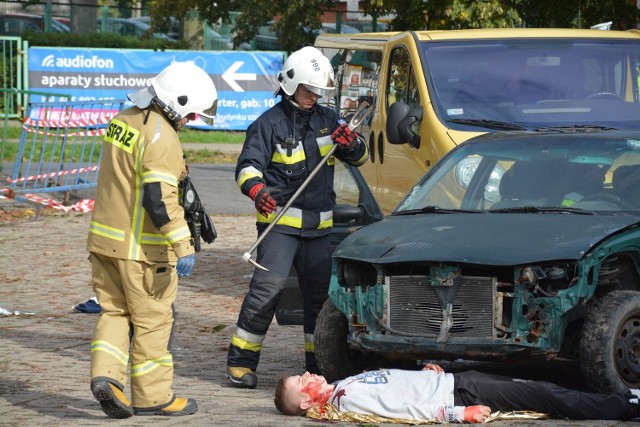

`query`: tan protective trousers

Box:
[89,252,177,409]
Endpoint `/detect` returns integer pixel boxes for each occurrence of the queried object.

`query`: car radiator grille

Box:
[387,275,496,338]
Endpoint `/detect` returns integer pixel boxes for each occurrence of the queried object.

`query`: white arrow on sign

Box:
[221,61,256,92]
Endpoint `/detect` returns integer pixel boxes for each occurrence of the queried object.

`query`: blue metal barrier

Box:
[6,99,126,210]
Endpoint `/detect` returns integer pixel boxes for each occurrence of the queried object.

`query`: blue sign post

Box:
[28,48,284,130]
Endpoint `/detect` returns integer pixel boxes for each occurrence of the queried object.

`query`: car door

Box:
[274,158,383,325]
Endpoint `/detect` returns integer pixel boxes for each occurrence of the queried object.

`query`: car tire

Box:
[314,299,370,384]
[579,290,640,393]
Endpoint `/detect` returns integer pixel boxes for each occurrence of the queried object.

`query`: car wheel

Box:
[314,299,371,383]
[579,290,640,393]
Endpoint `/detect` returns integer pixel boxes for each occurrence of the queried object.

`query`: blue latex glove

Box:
[177,253,196,277]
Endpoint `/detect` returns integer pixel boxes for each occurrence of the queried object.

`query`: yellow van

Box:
[315,28,640,213]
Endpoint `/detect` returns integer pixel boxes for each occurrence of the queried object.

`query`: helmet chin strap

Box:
[286,94,302,110]
[151,97,183,130]
[286,94,315,114]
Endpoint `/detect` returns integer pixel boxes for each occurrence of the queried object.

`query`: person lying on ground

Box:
[274,363,640,423]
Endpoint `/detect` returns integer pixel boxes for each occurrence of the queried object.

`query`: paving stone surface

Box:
[0,213,321,426]
[0,209,634,427]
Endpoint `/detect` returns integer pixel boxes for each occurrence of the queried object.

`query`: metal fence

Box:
[4,99,125,212]
[1,37,28,118]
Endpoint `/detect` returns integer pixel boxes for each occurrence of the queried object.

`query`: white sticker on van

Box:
[447,108,464,115]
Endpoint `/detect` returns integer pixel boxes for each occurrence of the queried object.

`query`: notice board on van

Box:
[27,47,284,130]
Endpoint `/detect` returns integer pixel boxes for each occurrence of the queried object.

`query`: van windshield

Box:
[421,38,640,130]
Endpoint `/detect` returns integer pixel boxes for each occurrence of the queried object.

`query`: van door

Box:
[329,48,383,194]
[374,43,429,213]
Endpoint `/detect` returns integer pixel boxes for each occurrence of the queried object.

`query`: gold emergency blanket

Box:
[307,404,549,424]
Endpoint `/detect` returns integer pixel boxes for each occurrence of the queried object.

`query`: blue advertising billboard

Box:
[28,47,284,130]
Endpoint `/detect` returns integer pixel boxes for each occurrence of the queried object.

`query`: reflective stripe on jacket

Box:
[87,106,194,262]
[236,100,368,237]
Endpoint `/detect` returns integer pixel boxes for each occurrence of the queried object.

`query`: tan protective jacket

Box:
[87,106,194,263]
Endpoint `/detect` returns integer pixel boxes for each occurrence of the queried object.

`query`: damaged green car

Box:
[315,129,640,394]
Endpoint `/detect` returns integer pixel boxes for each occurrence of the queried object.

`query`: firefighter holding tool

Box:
[87,61,217,418]
[227,46,369,389]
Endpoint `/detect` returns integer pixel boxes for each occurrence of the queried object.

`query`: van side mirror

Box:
[386,101,422,149]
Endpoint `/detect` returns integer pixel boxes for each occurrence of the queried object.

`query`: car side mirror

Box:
[386,101,422,149]
[333,204,363,223]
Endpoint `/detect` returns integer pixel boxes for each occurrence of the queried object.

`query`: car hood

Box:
[334,213,640,265]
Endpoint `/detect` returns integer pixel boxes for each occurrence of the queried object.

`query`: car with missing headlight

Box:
[314,128,640,394]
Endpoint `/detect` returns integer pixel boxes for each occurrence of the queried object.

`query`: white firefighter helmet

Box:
[277,46,335,97]
[151,61,218,126]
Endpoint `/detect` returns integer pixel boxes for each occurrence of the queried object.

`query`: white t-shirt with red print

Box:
[327,369,465,422]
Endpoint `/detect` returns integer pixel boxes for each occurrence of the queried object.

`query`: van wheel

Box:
[579,290,640,393]
[314,299,372,384]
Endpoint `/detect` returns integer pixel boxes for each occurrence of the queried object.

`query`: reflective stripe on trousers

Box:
[89,252,177,408]
[227,232,331,372]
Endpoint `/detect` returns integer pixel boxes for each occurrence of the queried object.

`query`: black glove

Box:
[200,212,217,244]
[180,176,203,214]
[248,183,277,218]
[186,214,202,252]
[180,176,216,251]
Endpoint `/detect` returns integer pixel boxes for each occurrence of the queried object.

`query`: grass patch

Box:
[2,123,244,144]
[184,149,238,164]
[1,126,21,139]
[2,142,20,163]
[181,129,245,144]
[1,124,244,164]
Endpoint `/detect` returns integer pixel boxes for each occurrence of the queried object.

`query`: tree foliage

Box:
[141,0,638,51]
[20,30,187,50]
[360,0,522,30]
[146,0,338,52]
[579,0,638,29]
[501,0,638,29]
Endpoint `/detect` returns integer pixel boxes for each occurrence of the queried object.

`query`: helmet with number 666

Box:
[277,46,335,97]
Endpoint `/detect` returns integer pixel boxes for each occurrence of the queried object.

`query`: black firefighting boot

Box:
[91,378,133,419]
[135,396,198,416]
[226,366,258,389]
[628,389,640,421]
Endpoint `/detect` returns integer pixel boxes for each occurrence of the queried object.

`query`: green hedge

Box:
[21,31,190,50]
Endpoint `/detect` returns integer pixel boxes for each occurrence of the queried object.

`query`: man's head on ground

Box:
[274,372,334,416]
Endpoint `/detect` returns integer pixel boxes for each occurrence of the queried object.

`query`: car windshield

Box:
[421,38,640,130]
[395,130,640,214]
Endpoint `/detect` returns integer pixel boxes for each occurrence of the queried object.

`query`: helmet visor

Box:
[303,83,335,97]
[198,99,218,127]
[303,71,335,97]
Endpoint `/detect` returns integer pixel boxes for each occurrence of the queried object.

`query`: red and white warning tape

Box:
[6,165,99,184]
[1,188,94,212]
[24,109,115,128]
[21,126,106,138]
[22,108,116,137]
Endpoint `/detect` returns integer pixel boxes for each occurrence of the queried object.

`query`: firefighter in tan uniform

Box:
[87,61,217,418]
